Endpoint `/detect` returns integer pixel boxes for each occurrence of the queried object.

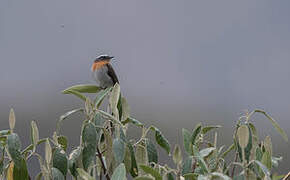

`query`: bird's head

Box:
[92,54,114,71]
[94,55,114,62]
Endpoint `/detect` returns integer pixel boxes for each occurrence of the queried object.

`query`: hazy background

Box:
[1,0,290,176]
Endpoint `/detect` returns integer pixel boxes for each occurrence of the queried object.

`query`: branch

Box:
[231,152,238,178]
[96,146,110,180]
[192,159,197,173]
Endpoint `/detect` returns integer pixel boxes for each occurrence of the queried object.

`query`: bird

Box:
[91,55,119,89]
[91,55,121,135]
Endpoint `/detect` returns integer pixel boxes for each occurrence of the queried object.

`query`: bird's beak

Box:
[109,56,114,59]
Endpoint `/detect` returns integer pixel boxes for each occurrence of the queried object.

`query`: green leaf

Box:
[182,128,193,155]
[182,156,193,175]
[248,123,258,139]
[236,125,249,149]
[253,160,271,180]
[94,112,105,132]
[97,110,121,125]
[63,84,101,93]
[52,167,65,180]
[7,162,14,180]
[201,125,221,134]
[199,147,215,158]
[261,151,272,171]
[76,168,94,180]
[121,97,130,121]
[57,136,68,151]
[193,146,209,174]
[82,122,97,144]
[197,174,208,180]
[7,133,22,167]
[62,89,87,101]
[110,83,121,117]
[45,138,52,166]
[263,136,272,157]
[113,138,126,164]
[95,155,102,177]
[234,124,254,161]
[183,173,198,180]
[233,174,244,180]
[120,128,127,143]
[255,147,263,161]
[191,123,202,145]
[12,158,30,180]
[9,108,16,131]
[103,128,114,171]
[122,117,144,127]
[217,145,225,157]
[0,136,7,142]
[271,156,282,168]
[254,110,288,142]
[94,87,113,108]
[0,130,10,136]
[111,163,127,180]
[139,165,162,180]
[146,139,158,164]
[173,144,182,165]
[53,148,68,177]
[34,153,49,180]
[262,139,272,167]
[272,174,285,180]
[52,132,58,146]
[123,145,131,173]
[244,125,253,162]
[117,92,123,120]
[211,172,231,180]
[248,123,259,159]
[166,172,175,180]
[85,97,92,115]
[35,172,42,180]
[247,170,257,180]
[68,147,82,177]
[135,142,148,167]
[0,151,3,176]
[30,121,39,147]
[235,125,253,162]
[134,176,154,180]
[127,142,138,177]
[151,127,170,154]
[60,108,83,121]
[82,122,97,170]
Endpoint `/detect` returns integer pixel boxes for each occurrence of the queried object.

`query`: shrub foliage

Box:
[0,84,288,180]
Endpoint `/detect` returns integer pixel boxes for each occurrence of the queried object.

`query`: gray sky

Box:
[1,0,290,175]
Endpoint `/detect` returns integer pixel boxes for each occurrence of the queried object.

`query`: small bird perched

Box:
[91,55,119,89]
[92,55,122,133]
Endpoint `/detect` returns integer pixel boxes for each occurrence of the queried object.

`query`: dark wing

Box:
[106,63,119,84]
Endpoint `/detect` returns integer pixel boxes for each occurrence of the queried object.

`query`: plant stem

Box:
[231,152,238,178]
[99,172,102,180]
[192,159,197,173]
[242,149,248,180]
[96,146,110,180]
